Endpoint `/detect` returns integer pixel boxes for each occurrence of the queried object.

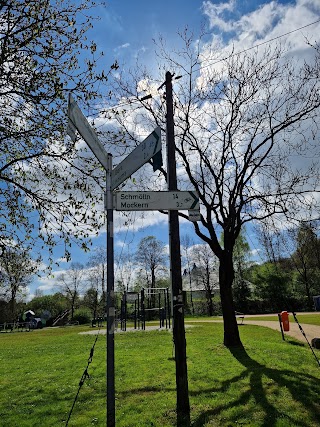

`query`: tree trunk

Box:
[303,275,314,311]
[219,250,243,347]
[205,266,214,316]
[151,267,156,307]
[205,286,214,316]
[300,262,313,311]
[71,295,76,320]
[10,286,17,322]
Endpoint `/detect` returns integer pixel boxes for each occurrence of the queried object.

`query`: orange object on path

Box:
[281,311,290,331]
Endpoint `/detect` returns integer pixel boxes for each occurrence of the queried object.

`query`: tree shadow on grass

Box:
[118,385,176,398]
[286,339,306,347]
[192,346,320,427]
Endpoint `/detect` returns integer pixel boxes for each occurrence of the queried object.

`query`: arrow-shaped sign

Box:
[67,94,109,171]
[111,127,161,190]
[113,191,199,211]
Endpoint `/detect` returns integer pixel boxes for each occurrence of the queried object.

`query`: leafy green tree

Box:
[256,220,320,310]
[58,263,84,319]
[231,231,252,313]
[0,300,10,323]
[290,222,320,309]
[0,246,38,321]
[250,262,292,312]
[83,287,99,320]
[28,292,67,320]
[0,0,111,262]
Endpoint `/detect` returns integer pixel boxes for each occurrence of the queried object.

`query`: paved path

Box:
[80,314,320,346]
[79,325,174,335]
[240,312,320,345]
[185,313,320,345]
[242,319,320,345]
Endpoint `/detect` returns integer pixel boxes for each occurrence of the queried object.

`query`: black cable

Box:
[65,329,101,426]
[189,19,320,77]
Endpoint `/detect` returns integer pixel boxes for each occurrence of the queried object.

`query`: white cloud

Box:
[114,210,168,233]
[37,275,60,292]
[133,45,148,59]
[114,42,130,51]
[202,0,320,44]
[250,248,262,257]
[55,257,69,264]
[120,43,130,49]
[202,0,236,32]
[137,78,160,98]
[198,0,320,84]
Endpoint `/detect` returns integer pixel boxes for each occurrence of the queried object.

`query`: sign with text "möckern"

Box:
[113,191,199,211]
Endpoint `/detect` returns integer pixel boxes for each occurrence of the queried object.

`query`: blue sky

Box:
[94,0,206,64]
[29,0,320,298]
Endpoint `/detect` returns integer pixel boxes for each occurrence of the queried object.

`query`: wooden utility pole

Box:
[165,71,190,426]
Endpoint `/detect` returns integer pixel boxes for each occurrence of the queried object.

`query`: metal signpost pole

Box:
[68,93,196,425]
[165,71,190,426]
[106,154,115,427]
[67,96,115,426]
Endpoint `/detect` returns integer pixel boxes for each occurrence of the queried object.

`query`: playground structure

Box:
[119,287,171,331]
[52,309,71,327]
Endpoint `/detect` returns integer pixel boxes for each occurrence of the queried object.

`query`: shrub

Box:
[72,309,91,325]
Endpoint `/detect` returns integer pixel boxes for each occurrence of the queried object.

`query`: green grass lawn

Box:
[1,321,320,426]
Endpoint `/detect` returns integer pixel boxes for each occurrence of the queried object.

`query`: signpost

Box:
[67,92,199,427]
[68,95,115,427]
[113,191,199,211]
[111,127,161,190]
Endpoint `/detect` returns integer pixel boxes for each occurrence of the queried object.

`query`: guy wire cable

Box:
[292,311,320,368]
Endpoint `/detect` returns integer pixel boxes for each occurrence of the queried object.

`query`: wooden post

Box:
[278,313,285,341]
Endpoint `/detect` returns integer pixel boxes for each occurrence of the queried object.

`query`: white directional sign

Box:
[67,94,109,171]
[111,127,161,190]
[114,191,199,211]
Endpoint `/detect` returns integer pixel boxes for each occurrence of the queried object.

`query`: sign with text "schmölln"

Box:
[114,191,199,211]
[111,127,161,191]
